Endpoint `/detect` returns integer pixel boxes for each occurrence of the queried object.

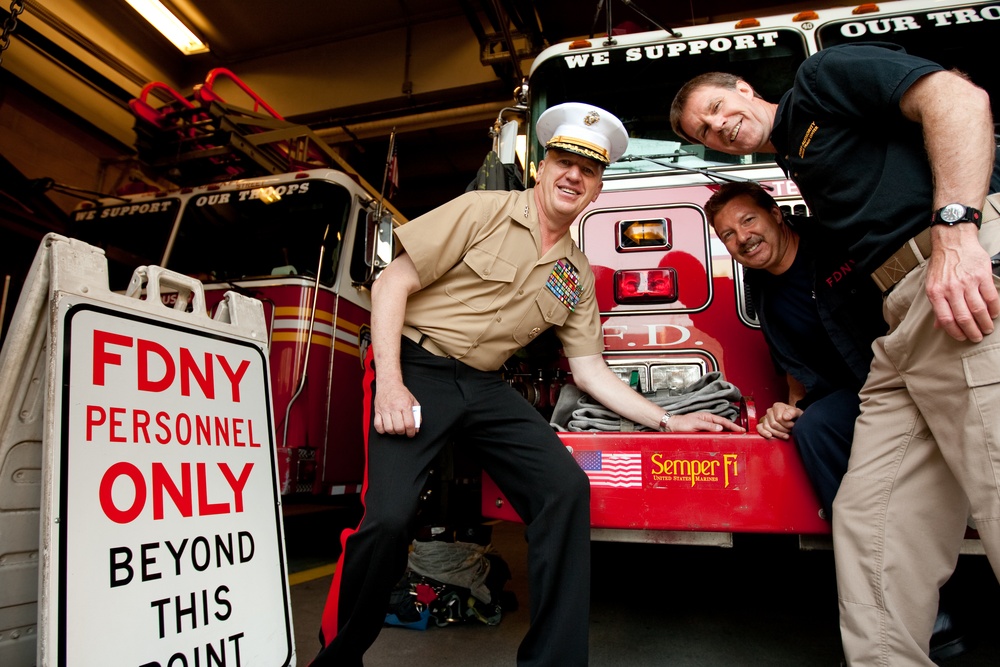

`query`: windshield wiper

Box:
[615,152,775,189]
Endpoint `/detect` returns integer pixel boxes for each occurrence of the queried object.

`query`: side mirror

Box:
[497,118,520,165]
[362,211,395,285]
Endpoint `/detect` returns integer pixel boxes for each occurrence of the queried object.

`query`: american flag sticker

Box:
[573,450,643,488]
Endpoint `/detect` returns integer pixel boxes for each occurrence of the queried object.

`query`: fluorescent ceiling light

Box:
[124,0,209,55]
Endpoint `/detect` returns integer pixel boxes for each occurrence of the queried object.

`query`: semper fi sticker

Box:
[545,259,582,311]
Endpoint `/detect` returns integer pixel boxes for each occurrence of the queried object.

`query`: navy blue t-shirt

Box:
[771,43,1000,273]
[755,247,858,401]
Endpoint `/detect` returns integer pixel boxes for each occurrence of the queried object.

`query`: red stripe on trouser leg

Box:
[316,346,376,650]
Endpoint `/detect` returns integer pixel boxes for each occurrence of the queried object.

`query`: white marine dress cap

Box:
[535,102,629,165]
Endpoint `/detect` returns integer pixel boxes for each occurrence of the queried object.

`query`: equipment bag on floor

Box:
[385,539,512,629]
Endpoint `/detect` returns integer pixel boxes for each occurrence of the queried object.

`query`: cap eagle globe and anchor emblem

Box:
[535,102,629,166]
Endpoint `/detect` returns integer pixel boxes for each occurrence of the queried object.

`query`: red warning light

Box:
[614,268,678,304]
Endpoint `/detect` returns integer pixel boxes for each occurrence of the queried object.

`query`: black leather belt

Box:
[401,324,451,358]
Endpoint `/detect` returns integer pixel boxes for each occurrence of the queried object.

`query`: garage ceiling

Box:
[98,1,813,72]
[4,0,823,217]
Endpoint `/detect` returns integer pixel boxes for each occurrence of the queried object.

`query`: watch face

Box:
[940,203,966,223]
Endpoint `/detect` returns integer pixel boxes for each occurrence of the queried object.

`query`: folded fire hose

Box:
[550,371,741,432]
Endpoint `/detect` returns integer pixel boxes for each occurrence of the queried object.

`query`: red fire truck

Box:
[71,69,405,497]
[72,167,401,497]
[482,0,999,547]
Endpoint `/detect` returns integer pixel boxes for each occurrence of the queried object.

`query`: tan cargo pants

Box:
[834,198,1000,666]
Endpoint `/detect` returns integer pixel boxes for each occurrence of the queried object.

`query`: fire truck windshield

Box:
[70,197,181,291]
[528,28,809,177]
[166,180,352,287]
[71,179,353,292]
[817,4,1000,120]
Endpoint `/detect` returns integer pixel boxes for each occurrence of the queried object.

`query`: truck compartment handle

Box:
[740,396,759,434]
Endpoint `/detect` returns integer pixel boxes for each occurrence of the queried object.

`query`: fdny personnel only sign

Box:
[21,236,294,666]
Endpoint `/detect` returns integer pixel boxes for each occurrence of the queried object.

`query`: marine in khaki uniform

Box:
[312,103,744,667]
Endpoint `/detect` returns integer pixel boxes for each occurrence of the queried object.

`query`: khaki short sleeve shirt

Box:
[393,189,602,371]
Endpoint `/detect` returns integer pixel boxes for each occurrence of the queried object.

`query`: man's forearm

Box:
[569,355,664,429]
[370,253,422,387]
[900,70,998,342]
[902,71,993,209]
[568,354,744,433]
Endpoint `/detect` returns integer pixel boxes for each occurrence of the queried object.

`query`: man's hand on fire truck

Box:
[568,355,745,433]
[663,412,745,433]
[374,381,421,438]
[757,402,802,440]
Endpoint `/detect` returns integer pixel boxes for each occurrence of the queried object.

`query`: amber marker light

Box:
[618,218,670,250]
[852,4,881,15]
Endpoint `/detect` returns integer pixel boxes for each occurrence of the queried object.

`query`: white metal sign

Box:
[47,299,291,666]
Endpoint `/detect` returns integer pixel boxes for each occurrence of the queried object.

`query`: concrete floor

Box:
[284,505,1000,666]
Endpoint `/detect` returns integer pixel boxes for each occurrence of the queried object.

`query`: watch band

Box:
[659,411,673,432]
[931,204,983,228]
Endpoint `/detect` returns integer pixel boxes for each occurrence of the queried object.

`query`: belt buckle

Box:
[871,229,931,295]
[871,252,914,294]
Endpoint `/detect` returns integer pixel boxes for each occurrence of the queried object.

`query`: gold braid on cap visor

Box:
[546,136,610,165]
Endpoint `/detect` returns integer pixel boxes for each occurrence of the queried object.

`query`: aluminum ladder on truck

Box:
[129,67,372,189]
